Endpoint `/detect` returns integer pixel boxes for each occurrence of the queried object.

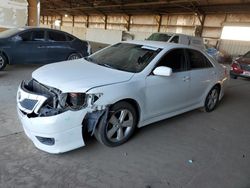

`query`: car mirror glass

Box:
[153,66,172,77]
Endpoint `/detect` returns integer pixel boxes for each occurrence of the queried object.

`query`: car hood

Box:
[32,59,134,93]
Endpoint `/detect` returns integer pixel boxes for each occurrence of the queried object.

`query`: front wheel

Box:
[204,86,220,112]
[67,53,81,60]
[0,53,7,71]
[94,102,137,147]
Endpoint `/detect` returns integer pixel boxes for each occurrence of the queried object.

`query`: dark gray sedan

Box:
[0,27,91,71]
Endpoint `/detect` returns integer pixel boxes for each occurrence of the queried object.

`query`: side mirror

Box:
[153,66,172,77]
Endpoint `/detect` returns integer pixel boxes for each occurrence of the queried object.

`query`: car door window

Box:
[48,31,67,42]
[187,49,213,69]
[32,31,45,41]
[156,49,186,72]
[19,32,32,41]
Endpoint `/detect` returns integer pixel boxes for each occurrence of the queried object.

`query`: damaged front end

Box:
[18,79,105,117]
[17,79,108,153]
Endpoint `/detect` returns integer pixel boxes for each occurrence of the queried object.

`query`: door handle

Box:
[182,76,190,82]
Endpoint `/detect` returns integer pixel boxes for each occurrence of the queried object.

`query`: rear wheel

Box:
[67,53,81,60]
[94,102,137,147]
[204,86,220,112]
[0,53,7,71]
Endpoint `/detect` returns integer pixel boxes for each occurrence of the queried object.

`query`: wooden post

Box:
[157,14,162,32]
[126,15,131,31]
[72,15,75,27]
[104,15,107,30]
[86,15,89,28]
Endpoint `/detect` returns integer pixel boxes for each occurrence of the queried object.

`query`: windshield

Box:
[87,43,161,73]
[243,51,250,58]
[0,28,24,38]
[147,33,172,42]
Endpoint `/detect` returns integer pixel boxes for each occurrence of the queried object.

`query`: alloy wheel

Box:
[106,109,134,142]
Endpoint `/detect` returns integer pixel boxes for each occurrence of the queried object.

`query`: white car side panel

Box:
[145,72,190,119]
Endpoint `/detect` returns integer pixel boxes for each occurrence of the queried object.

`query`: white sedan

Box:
[16,41,228,153]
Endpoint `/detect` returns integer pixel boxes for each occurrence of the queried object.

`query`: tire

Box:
[204,86,220,112]
[94,101,137,147]
[67,53,81,60]
[0,53,7,71]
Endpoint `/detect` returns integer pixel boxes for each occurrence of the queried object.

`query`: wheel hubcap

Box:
[106,109,133,142]
[207,89,218,110]
[0,56,4,67]
[69,54,79,60]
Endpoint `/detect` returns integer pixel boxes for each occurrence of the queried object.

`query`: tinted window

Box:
[48,31,66,42]
[147,33,172,42]
[67,35,74,41]
[19,32,32,41]
[157,49,186,72]
[187,49,213,69]
[32,31,45,41]
[243,51,250,58]
[170,36,179,43]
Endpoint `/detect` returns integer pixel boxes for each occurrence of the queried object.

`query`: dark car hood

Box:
[236,57,250,64]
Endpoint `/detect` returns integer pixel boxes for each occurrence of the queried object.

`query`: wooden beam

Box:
[104,15,107,30]
[86,15,89,28]
[156,14,162,32]
[72,15,75,27]
[125,15,131,31]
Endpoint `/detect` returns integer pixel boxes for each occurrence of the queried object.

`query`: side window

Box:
[170,36,179,43]
[19,32,32,41]
[32,31,45,41]
[187,49,213,69]
[157,49,186,72]
[48,31,66,42]
[67,35,74,41]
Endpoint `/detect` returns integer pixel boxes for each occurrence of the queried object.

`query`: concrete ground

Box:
[1,61,250,188]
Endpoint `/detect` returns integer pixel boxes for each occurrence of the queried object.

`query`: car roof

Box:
[123,40,203,51]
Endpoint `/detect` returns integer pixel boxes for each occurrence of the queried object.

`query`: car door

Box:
[13,30,48,64]
[185,49,216,106]
[145,48,191,119]
[46,31,71,63]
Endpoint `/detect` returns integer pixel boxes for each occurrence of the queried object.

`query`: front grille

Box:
[240,64,250,71]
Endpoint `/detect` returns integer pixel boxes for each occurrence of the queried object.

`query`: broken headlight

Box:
[67,93,86,110]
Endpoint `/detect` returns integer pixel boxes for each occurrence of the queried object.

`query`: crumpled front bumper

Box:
[16,83,89,154]
[17,107,87,154]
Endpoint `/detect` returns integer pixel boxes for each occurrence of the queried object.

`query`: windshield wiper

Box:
[102,63,116,69]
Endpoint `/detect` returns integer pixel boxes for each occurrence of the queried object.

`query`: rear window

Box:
[243,51,250,58]
[147,33,172,42]
[48,31,66,42]
[187,49,213,69]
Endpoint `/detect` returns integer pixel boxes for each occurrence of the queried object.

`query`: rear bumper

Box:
[17,108,86,154]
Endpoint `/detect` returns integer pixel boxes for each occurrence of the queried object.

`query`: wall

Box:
[40,13,250,55]
[0,0,28,29]
[219,40,250,56]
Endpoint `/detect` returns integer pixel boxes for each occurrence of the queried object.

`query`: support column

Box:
[28,0,40,26]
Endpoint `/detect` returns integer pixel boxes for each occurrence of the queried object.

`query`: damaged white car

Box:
[17,41,228,153]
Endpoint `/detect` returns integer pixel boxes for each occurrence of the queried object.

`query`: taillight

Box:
[231,61,243,74]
